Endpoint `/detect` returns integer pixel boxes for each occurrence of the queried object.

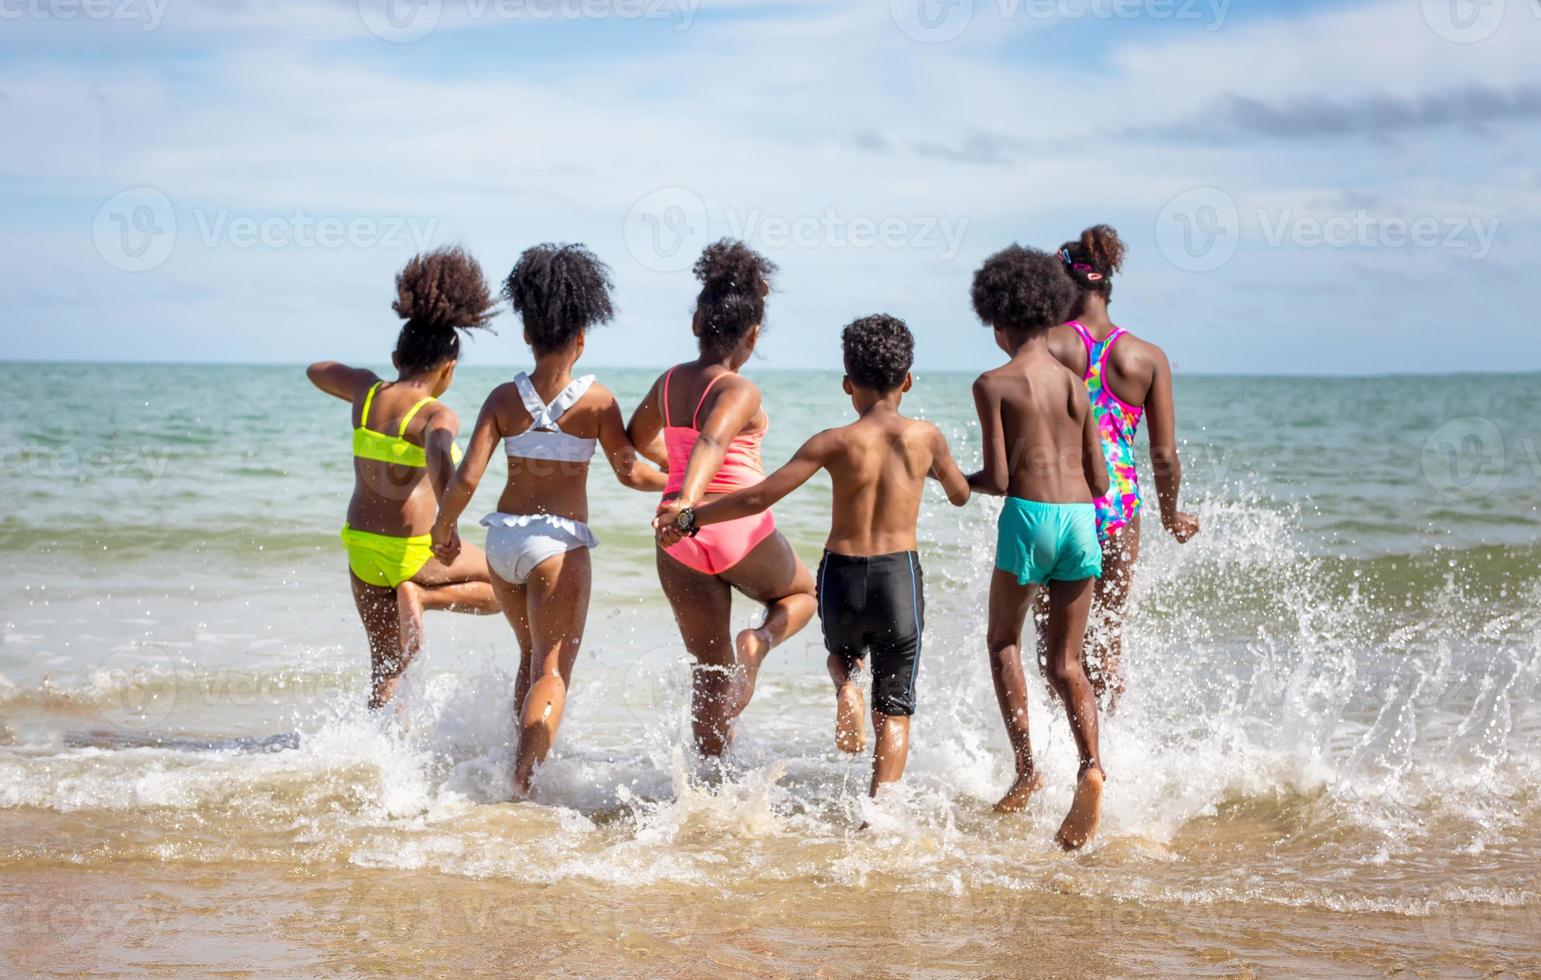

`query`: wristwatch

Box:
[675,506,700,537]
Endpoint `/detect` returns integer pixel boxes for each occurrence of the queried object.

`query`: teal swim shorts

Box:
[995,497,1103,586]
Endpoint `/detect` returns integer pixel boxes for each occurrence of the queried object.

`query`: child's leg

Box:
[395,543,504,678]
[351,573,406,710]
[869,712,910,796]
[511,548,591,797]
[987,569,1044,813]
[487,573,533,720]
[720,532,817,716]
[1044,576,1104,850]
[827,652,867,754]
[1087,517,1140,710]
[656,550,738,757]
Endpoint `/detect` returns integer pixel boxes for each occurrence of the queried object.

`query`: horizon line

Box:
[2,357,1539,382]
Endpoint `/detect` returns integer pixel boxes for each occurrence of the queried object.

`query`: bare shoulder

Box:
[1114,330,1169,370]
[579,378,619,410]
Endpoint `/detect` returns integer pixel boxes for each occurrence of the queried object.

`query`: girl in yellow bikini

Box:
[307,246,502,709]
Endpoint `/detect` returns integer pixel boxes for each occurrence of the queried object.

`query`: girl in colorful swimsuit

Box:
[1046,225,1200,708]
[431,244,665,797]
[307,246,503,710]
[627,239,818,758]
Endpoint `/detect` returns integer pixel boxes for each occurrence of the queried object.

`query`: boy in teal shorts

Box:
[967,244,1110,850]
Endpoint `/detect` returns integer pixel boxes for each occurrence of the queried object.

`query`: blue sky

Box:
[0,0,1535,374]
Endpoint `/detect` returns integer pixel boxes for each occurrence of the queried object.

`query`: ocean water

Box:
[1,362,1538,977]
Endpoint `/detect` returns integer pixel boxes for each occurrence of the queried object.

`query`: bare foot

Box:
[728,628,771,719]
[1054,766,1104,850]
[994,771,1046,813]
[835,682,867,754]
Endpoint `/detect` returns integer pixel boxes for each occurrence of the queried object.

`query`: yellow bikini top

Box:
[352,382,463,469]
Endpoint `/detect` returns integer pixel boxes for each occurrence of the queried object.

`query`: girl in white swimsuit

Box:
[432,243,666,797]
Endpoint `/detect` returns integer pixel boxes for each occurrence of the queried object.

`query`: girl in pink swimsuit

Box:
[630,239,817,757]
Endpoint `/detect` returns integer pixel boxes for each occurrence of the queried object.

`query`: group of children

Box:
[309,227,1197,851]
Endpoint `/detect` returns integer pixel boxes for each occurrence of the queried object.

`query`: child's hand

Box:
[653,499,687,548]
[431,522,461,564]
[1164,511,1200,543]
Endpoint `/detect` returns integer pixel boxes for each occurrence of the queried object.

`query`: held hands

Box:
[1164,511,1200,544]
[653,498,687,548]
[431,520,462,565]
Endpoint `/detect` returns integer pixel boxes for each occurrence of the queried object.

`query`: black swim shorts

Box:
[815,550,925,717]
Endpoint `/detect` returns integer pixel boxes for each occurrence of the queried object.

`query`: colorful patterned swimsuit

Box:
[1069,321,1144,541]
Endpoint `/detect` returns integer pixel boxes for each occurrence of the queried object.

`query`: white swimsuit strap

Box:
[512,373,595,432]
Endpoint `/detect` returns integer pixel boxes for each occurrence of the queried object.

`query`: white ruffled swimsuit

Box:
[481,373,600,585]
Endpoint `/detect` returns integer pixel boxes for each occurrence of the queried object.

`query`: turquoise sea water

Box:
[1,362,1539,974]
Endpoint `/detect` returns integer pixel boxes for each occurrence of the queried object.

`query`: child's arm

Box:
[669,379,762,507]
[966,377,1009,496]
[925,423,971,506]
[624,376,671,469]
[1079,388,1110,500]
[598,389,667,493]
[306,361,377,402]
[653,431,834,545]
[431,395,503,564]
[1142,349,1199,543]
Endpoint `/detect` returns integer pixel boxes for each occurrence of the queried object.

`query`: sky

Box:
[0,0,1535,375]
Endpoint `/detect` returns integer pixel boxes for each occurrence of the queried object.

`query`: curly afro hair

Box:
[391,246,498,372]
[693,239,776,358]
[503,243,615,355]
[842,314,914,392]
[970,244,1077,335]
[1059,224,1127,299]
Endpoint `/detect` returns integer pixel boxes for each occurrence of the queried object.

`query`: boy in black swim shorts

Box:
[656,315,970,797]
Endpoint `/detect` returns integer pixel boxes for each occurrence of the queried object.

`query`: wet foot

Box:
[994,771,1046,813]
[1054,766,1104,850]
[835,682,867,754]
[728,628,771,719]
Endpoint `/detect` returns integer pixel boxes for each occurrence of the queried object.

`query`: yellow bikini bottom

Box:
[340,525,434,589]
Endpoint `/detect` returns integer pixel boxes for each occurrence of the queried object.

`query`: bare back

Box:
[974,351,1102,504]
[821,413,941,556]
[347,382,456,537]
[1047,321,1162,409]
[478,379,614,524]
